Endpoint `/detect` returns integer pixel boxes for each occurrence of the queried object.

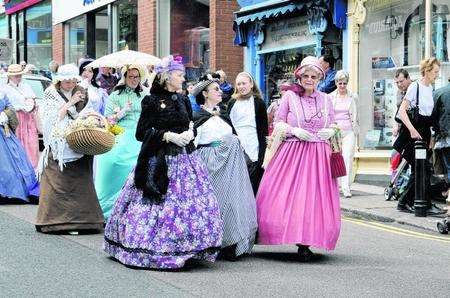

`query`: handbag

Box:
[325,95,346,178]
[394,82,420,125]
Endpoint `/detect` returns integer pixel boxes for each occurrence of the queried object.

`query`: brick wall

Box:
[210,0,243,82]
[52,23,64,64]
[138,0,157,55]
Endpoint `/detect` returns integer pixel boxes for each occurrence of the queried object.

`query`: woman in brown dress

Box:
[35,64,104,234]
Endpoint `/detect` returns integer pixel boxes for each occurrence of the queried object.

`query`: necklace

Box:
[298,97,323,123]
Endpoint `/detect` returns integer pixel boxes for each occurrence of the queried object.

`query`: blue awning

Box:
[235,3,303,25]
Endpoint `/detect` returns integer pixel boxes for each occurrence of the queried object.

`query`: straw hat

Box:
[6,64,27,76]
[53,64,82,83]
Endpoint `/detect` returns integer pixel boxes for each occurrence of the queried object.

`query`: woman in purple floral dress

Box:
[103,56,223,269]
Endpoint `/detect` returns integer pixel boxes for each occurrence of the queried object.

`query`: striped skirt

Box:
[197,135,258,256]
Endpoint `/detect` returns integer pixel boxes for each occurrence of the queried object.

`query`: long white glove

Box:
[179,130,194,143]
[0,111,7,125]
[291,127,313,141]
[164,131,189,147]
[317,128,336,140]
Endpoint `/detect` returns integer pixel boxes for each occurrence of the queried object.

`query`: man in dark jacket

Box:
[432,76,450,201]
[216,69,234,106]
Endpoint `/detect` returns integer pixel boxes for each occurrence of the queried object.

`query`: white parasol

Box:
[86,50,161,69]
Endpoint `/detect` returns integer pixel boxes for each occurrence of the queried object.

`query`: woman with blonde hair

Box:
[394,57,446,215]
[227,72,268,194]
[257,56,341,261]
[330,70,359,198]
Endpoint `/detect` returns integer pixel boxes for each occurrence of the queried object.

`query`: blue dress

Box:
[0,97,39,202]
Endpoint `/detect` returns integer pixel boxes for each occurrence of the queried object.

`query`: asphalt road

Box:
[1,204,450,297]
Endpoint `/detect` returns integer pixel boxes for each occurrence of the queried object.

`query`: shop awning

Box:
[234,3,303,26]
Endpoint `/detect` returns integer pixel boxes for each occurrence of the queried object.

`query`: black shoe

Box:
[397,204,414,213]
[297,245,314,262]
[427,204,447,216]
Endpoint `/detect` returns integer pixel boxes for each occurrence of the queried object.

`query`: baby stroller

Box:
[384,157,411,201]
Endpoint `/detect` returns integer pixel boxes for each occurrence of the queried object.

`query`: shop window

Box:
[66,16,86,65]
[433,1,450,89]
[0,15,8,38]
[358,0,425,149]
[95,9,108,58]
[26,0,52,70]
[170,0,209,82]
[115,0,137,51]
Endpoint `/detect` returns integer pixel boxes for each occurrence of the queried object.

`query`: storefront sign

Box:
[0,38,14,62]
[261,17,314,52]
[4,0,43,15]
[52,0,116,25]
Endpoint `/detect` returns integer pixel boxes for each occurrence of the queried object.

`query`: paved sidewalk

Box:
[342,183,448,232]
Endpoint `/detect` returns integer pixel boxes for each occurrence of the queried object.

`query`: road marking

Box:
[343,217,450,244]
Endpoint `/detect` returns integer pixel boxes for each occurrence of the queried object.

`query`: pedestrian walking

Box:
[394,57,446,215]
[192,73,257,260]
[227,72,268,194]
[78,58,108,115]
[3,64,39,168]
[256,56,341,261]
[432,75,450,202]
[331,70,359,198]
[95,65,147,219]
[104,55,223,269]
[35,64,104,234]
[0,94,39,202]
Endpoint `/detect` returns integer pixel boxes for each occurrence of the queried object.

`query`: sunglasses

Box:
[337,82,347,86]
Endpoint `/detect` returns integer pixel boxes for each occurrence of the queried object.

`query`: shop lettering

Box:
[367,15,403,34]
[83,0,95,5]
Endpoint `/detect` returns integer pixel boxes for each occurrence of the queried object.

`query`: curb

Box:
[341,207,443,232]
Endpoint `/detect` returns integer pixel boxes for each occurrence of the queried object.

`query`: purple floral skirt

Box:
[104,152,223,269]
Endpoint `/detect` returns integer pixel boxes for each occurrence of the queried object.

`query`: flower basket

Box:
[66,114,115,156]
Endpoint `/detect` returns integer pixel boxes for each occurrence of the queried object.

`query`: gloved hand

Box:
[179,130,194,143]
[164,131,189,147]
[291,127,313,141]
[0,111,8,125]
[317,128,336,140]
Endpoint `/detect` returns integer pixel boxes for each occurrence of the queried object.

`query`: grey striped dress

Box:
[197,134,258,256]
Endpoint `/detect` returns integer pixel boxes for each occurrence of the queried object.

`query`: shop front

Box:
[52,0,137,64]
[234,0,347,102]
[347,0,450,176]
[4,0,52,69]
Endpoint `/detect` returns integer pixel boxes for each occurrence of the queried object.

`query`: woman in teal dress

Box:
[95,65,148,218]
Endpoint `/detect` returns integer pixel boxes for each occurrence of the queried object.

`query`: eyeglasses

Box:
[337,82,347,86]
[300,74,319,81]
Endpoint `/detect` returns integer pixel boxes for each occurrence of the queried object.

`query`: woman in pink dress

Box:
[257,56,341,261]
[4,64,39,168]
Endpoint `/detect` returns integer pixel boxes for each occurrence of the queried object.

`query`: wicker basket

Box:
[66,114,115,155]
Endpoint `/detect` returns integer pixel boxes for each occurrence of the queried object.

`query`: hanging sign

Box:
[261,16,315,52]
[4,0,43,15]
[52,0,116,25]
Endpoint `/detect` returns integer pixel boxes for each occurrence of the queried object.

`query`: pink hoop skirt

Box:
[16,111,39,168]
[256,139,341,250]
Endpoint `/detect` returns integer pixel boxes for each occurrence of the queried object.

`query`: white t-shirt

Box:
[229,96,259,162]
[404,81,434,116]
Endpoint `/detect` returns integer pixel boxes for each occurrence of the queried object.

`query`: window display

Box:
[359,0,425,149]
[26,0,52,70]
[67,16,86,65]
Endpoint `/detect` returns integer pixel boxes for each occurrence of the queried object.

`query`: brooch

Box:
[159,100,166,109]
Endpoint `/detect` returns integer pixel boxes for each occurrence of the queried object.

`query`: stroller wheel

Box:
[437,221,448,234]
[384,186,393,201]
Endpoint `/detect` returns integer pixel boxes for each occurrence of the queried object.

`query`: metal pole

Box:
[424,0,432,58]
[414,140,427,217]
